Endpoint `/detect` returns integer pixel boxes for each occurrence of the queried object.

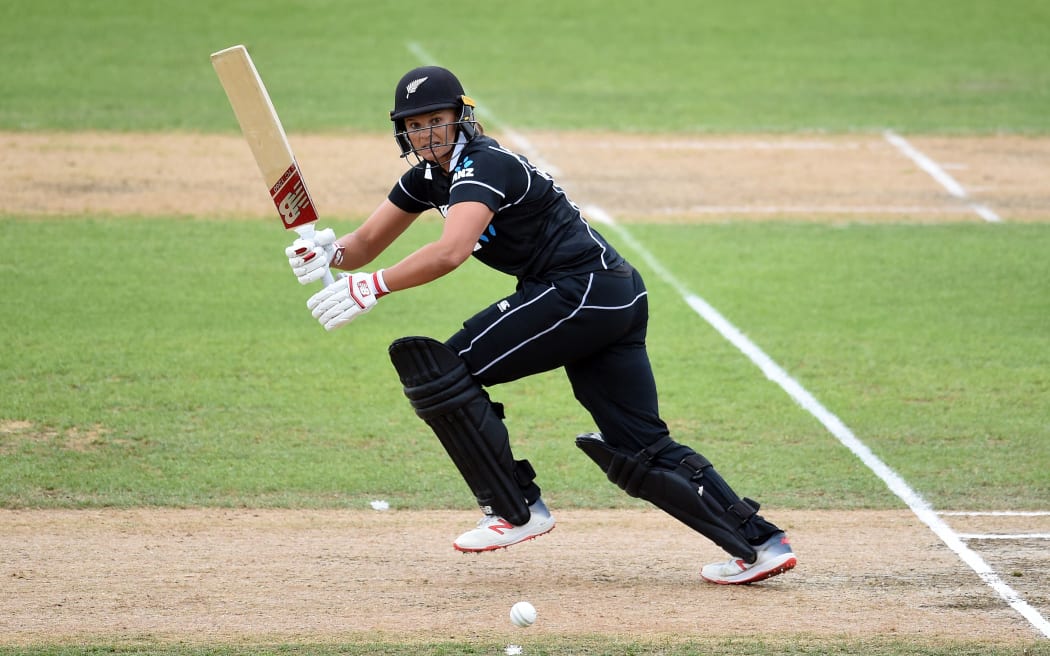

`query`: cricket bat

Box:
[210,44,335,286]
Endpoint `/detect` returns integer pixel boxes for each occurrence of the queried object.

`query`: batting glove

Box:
[307,271,388,331]
[285,227,337,284]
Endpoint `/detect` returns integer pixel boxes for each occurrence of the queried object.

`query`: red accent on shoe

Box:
[704,556,798,585]
[742,556,798,584]
[487,518,515,535]
[451,524,555,554]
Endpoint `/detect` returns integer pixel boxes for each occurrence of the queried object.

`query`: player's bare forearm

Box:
[330,232,373,271]
[381,201,492,291]
[382,241,469,291]
[333,200,420,271]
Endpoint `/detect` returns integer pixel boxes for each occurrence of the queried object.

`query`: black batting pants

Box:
[445,263,694,477]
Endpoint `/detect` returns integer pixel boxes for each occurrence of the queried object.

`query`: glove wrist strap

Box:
[374,269,390,297]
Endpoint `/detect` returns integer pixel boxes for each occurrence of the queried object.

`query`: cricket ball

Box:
[509,601,536,627]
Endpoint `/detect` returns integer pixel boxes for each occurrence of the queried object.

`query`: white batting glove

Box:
[307,271,388,331]
[285,227,337,284]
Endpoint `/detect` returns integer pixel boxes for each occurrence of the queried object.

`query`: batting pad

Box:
[389,336,536,526]
[575,432,771,560]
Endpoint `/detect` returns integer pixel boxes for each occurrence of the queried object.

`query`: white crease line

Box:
[657,205,977,216]
[589,140,862,151]
[408,42,1049,638]
[959,534,1050,540]
[883,130,1002,223]
[587,207,1050,638]
[942,511,1050,517]
[970,203,1002,222]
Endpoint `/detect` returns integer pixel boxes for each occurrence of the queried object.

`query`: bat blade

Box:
[211,45,333,285]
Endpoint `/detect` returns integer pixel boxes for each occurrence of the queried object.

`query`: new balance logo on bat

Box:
[277,179,311,226]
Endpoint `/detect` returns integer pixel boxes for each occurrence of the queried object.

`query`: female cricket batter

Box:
[285,66,796,584]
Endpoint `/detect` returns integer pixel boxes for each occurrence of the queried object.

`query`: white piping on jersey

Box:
[463,274,648,377]
[396,178,428,206]
[473,144,613,271]
[402,140,614,274]
[487,144,611,269]
[581,218,611,270]
[487,145,533,206]
[450,178,506,199]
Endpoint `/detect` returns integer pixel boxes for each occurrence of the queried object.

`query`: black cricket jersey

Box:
[387,135,623,281]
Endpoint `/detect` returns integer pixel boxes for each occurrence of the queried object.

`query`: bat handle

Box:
[319,266,336,286]
[294,224,336,286]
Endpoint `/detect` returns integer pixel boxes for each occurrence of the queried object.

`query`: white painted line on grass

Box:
[883,130,1002,222]
[959,533,1050,540]
[941,511,1050,517]
[656,205,976,216]
[407,43,1049,638]
[970,203,1001,223]
[587,207,1050,638]
[884,130,967,196]
[590,139,862,151]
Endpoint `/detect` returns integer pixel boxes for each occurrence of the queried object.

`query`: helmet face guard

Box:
[393,100,477,164]
[390,66,478,164]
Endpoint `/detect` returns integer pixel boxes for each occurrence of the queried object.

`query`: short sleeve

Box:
[388,168,432,213]
[448,150,520,213]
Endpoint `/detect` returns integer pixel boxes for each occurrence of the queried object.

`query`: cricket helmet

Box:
[390,66,477,160]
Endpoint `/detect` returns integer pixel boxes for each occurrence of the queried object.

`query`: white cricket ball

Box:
[509,601,536,627]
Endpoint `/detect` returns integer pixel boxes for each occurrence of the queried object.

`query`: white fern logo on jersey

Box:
[405,76,428,97]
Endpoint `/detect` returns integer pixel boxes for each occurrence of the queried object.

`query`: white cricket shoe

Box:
[453,498,555,553]
[700,531,797,584]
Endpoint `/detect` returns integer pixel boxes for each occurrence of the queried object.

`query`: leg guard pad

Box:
[389,336,534,526]
[576,432,760,560]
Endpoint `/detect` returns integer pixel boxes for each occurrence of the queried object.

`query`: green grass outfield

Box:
[2,1,1049,654]
[2,218,1047,512]
[1,0,1048,133]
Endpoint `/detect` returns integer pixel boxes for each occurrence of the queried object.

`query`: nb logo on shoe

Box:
[487,518,515,535]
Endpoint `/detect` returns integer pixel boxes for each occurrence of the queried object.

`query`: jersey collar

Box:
[447,131,469,172]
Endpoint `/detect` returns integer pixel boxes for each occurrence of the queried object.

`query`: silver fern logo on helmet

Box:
[390,66,479,164]
[405,76,428,98]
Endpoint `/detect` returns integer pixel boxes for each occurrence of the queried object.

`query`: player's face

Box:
[404,108,460,166]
